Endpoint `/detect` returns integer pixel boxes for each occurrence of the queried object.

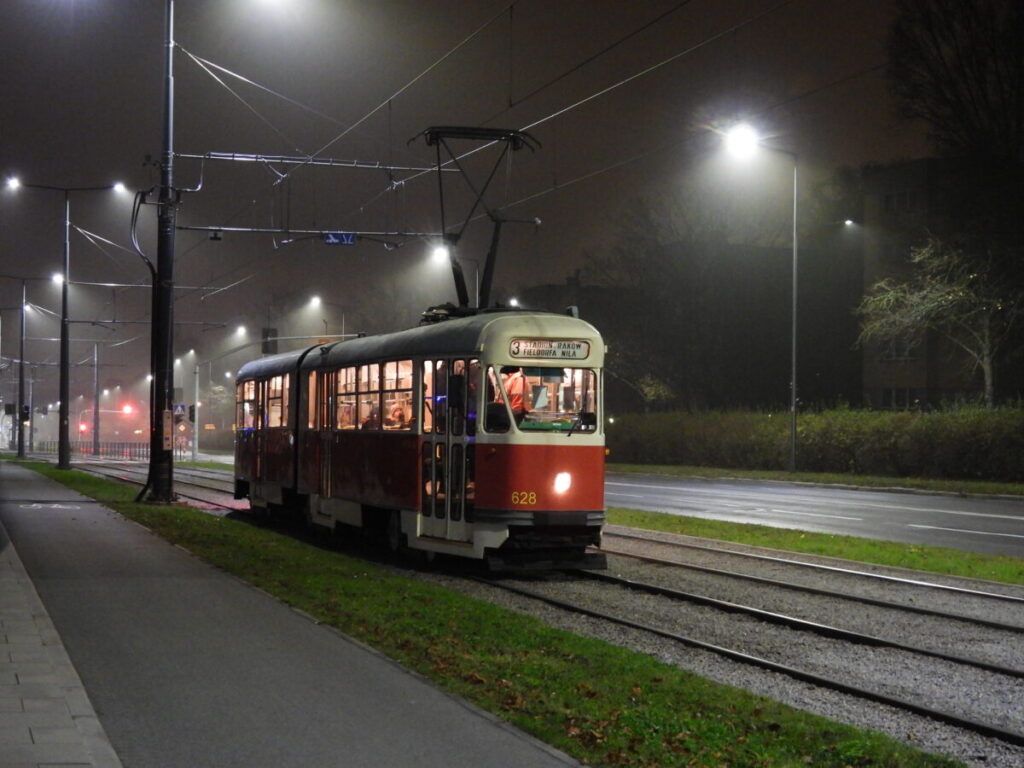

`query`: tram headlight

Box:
[553,472,572,494]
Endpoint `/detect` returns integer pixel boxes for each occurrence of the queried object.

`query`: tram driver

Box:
[498,366,529,424]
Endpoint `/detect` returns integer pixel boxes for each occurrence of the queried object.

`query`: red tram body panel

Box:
[233,310,606,568]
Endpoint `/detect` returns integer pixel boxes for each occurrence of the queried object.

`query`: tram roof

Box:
[235,310,603,380]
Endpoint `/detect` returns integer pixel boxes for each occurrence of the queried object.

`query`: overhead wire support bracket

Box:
[411,126,540,310]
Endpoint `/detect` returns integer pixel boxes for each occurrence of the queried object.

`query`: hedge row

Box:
[606,407,1024,482]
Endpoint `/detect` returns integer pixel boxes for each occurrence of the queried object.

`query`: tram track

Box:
[73,461,242,513]
[603,527,1024,632]
[579,568,1024,679]
[470,570,1024,749]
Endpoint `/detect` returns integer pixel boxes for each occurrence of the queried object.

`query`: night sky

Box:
[0,0,929,413]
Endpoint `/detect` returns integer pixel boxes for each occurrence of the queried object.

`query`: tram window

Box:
[484,367,509,433]
[307,371,317,429]
[319,371,335,431]
[382,360,413,430]
[450,360,465,436]
[267,374,288,428]
[336,367,357,429]
[467,360,479,436]
[487,365,598,433]
[433,360,447,435]
[422,361,434,433]
[237,380,258,430]
[358,363,381,429]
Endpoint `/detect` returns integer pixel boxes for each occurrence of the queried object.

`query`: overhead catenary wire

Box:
[483,0,696,126]
[272,1,517,186]
[345,0,796,223]
[472,61,890,221]
[182,48,304,154]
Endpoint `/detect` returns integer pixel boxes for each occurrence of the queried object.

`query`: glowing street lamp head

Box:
[724,123,760,160]
[309,295,322,308]
[431,245,449,264]
[236,325,246,336]
[51,273,63,285]
[112,182,127,194]
[122,404,134,415]
[6,177,20,191]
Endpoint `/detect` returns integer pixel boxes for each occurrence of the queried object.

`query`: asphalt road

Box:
[606,472,1024,558]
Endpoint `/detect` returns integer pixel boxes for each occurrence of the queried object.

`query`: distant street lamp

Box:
[723,123,799,472]
[4,177,125,469]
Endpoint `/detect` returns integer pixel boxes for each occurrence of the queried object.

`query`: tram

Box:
[234,309,606,569]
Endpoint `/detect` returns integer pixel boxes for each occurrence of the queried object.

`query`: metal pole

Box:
[28,367,35,453]
[192,363,198,462]
[92,344,100,455]
[789,160,798,473]
[17,280,26,458]
[147,0,177,500]
[58,192,71,469]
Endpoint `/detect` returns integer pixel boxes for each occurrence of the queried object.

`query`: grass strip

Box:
[607,508,1024,587]
[17,461,962,768]
[608,463,1024,498]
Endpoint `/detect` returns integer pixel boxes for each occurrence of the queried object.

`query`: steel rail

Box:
[475,576,1024,748]
[74,462,239,510]
[600,538,1024,633]
[578,569,1024,679]
[605,529,1024,604]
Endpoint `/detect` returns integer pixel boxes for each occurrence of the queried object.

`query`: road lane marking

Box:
[907,524,1024,540]
[769,509,863,521]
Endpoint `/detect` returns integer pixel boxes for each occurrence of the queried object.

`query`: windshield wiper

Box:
[566,410,583,438]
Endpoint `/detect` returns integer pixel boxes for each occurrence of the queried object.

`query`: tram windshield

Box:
[487,365,598,433]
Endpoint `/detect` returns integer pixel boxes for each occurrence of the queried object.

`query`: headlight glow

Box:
[554,472,572,494]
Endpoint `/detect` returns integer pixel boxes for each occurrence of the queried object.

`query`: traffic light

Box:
[188,404,195,423]
[20,405,30,423]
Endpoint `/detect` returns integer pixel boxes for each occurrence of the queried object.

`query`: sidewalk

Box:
[0,519,121,768]
[0,461,580,768]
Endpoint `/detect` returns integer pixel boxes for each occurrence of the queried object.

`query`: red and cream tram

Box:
[234,310,606,569]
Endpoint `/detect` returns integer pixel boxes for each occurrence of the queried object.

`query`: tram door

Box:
[421,359,477,541]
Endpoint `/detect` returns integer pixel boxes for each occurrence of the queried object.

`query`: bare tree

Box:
[888,0,1024,163]
[857,238,1024,407]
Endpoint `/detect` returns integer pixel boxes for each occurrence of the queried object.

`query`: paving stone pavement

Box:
[0,524,122,768]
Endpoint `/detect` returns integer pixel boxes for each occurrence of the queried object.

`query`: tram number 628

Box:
[511,491,537,505]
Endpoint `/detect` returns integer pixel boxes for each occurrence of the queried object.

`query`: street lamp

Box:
[723,123,799,472]
[4,177,126,469]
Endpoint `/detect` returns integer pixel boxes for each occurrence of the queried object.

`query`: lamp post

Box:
[4,178,124,468]
[18,280,27,458]
[724,124,799,472]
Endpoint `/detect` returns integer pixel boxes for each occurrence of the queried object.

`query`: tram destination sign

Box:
[509,338,590,360]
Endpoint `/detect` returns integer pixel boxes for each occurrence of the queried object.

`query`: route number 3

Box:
[511,491,536,505]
